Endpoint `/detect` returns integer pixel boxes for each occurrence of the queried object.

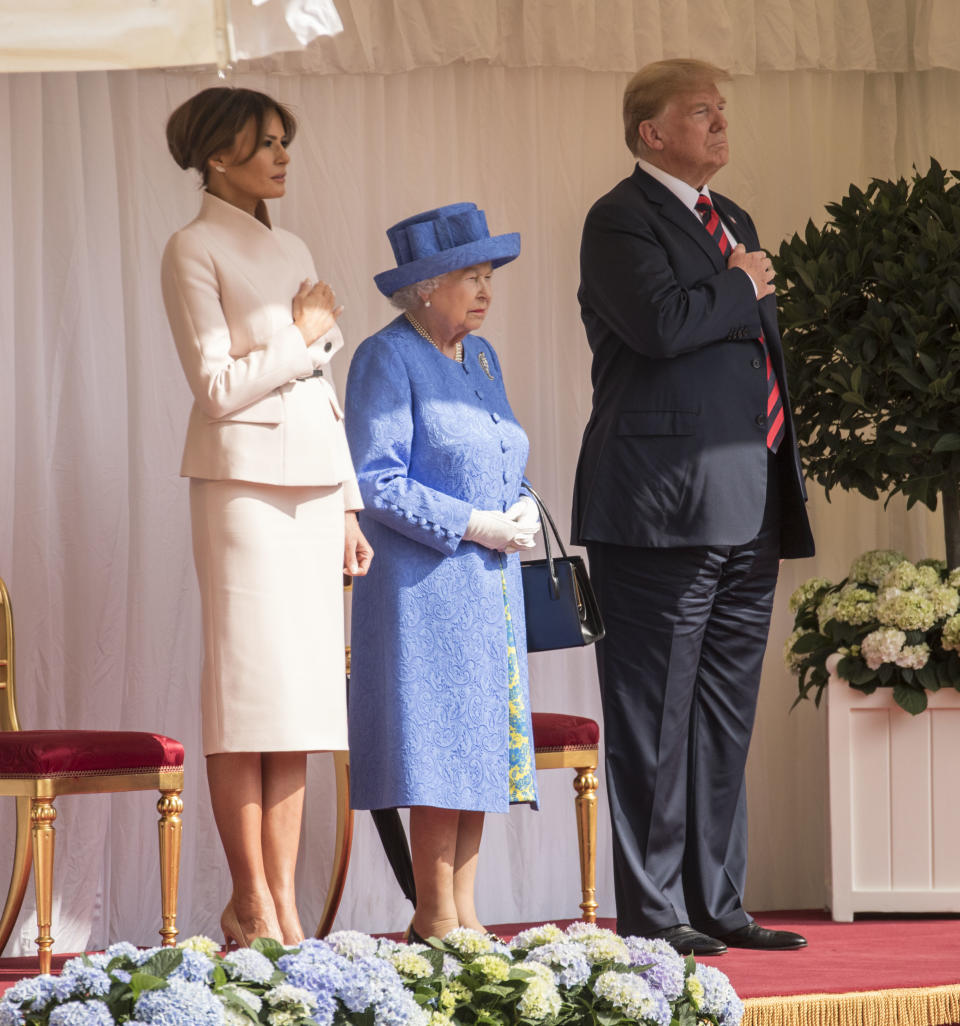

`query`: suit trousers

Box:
[586,452,781,936]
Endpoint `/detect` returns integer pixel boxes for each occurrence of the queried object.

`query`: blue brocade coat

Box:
[344,315,538,812]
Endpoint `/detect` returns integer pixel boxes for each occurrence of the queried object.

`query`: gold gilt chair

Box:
[0,575,185,972]
[530,711,600,923]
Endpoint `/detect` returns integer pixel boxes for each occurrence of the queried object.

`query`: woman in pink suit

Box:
[161,87,372,947]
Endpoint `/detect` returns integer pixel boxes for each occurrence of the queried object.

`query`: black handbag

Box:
[520,487,605,652]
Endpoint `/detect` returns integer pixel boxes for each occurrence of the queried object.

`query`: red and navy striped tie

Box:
[695,193,784,452]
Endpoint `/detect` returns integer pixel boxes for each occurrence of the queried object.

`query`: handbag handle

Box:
[522,485,568,600]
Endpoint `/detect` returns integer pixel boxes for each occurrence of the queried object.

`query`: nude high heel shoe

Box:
[221,901,250,949]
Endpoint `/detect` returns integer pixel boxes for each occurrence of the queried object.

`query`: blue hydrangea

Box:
[624,938,685,1000]
[48,1000,113,1026]
[5,975,62,1010]
[103,942,141,962]
[59,964,113,998]
[524,942,591,988]
[278,940,352,1012]
[694,965,744,1025]
[221,947,275,984]
[0,1001,25,1026]
[134,979,225,1026]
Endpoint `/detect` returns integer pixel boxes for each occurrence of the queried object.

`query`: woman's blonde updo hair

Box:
[166,87,297,186]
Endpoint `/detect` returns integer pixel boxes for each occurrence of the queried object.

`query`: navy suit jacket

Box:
[571,165,814,559]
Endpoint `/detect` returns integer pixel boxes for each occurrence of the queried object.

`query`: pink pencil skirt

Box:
[190,478,347,755]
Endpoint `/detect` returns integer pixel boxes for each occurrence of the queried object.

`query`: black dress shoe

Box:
[649,924,727,956]
[716,922,807,950]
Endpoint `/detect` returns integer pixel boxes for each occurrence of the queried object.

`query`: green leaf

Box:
[136,948,183,978]
[251,936,289,962]
[129,973,167,1001]
[893,684,928,715]
[933,434,960,453]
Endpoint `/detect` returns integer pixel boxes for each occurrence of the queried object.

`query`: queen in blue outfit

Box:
[345,203,540,941]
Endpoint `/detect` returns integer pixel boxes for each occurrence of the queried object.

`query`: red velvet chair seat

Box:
[531,712,599,752]
[0,730,184,778]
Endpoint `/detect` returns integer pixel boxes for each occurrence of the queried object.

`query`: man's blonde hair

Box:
[622,58,730,157]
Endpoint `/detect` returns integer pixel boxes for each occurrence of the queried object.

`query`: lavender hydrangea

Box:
[5,975,63,1011]
[134,978,225,1026]
[624,937,685,1000]
[0,1003,25,1026]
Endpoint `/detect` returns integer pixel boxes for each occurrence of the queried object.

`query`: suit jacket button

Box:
[751,357,762,368]
[756,414,766,426]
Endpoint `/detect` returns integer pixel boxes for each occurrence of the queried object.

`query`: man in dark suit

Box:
[572,59,814,955]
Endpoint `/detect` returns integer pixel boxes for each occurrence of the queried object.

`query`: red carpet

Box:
[4,911,960,1024]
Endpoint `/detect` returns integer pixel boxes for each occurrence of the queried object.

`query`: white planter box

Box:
[827,684,960,921]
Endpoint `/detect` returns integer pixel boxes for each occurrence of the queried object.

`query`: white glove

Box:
[463,509,537,553]
[505,496,541,532]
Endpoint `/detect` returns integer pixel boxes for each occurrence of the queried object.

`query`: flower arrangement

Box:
[0,923,743,1026]
[784,549,960,714]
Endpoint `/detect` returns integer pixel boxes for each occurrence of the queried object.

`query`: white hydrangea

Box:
[510,924,565,950]
[788,576,833,614]
[895,643,930,669]
[783,629,817,675]
[942,614,960,651]
[516,976,562,1020]
[875,587,937,631]
[860,627,907,669]
[441,928,493,955]
[849,550,907,586]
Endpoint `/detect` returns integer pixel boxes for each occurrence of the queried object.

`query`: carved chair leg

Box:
[0,796,33,956]
[30,797,56,973]
[157,789,183,947]
[316,750,354,938]
[573,764,599,923]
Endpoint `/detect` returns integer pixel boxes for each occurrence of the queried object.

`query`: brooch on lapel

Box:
[478,351,495,380]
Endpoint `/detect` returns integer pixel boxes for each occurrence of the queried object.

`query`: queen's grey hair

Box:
[389,276,443,311]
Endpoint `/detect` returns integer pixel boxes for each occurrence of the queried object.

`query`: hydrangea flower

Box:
[441,927,493,955]
[469,955,510,982]
[170,948,216,984]
[178,935,220,958]
[579,931,631,964]
[943,613,960,650]
[380,946,433,980]
[788,576,833,614]
[895,642,930,669]
[5,975,63,1011]
[624,937,685,1000]
[508,923,565,951]
[524,941,591,988]
[57,964,112,999]
[48,1001,113,1026]
[834,583,877,625]
[929,584,960,619]
[326,930,379,959]
[437,979,471,1014]
[134,978,226,1025]
[783,628,818,674]
[875,587,937,631]
[693,964,744,1024]
[849,550,906,586]
[516,975,562,1020]
[263,983,319,1026]
[594,970,670,1026]
[564,921,614,940]
[221,947,276,984]
[861,627,907,669]
[0,1007,25,1026]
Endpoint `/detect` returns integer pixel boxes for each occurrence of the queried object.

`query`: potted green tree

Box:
[774,160,960,920]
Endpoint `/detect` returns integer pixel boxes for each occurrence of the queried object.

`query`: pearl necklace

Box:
[405,313,463,363]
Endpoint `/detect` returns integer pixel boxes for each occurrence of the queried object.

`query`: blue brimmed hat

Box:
[373,202,521,297]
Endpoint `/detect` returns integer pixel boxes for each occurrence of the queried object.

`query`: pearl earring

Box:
[215,164,226,174]
[424,300,431,308]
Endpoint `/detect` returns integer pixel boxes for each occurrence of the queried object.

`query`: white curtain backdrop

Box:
[2,0,959,955]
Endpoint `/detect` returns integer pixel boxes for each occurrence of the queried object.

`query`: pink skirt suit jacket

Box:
[161,191,360,755]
